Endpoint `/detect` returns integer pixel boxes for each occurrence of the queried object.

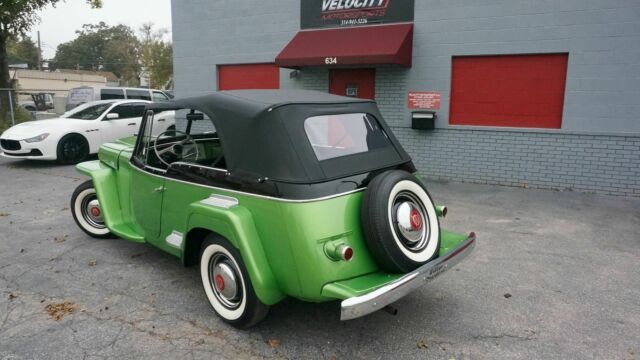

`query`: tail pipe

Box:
[436,205,447,217]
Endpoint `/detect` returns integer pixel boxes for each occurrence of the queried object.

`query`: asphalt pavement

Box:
[0,155,638,359]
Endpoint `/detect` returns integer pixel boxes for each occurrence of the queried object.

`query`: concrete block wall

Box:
[410,0,640,134]
[172,0,640,196]
[394,128,640,197]
[292,67,640,197]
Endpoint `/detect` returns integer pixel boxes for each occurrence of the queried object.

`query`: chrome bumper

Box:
[340,232,476,321]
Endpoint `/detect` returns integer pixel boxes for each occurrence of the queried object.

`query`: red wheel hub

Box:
[90,207,101,217]
[410,208,423,230]
[215,274,225,291]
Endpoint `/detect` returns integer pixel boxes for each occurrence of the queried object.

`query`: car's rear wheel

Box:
[57,134,89,165]
[361,170,440,273]
[200,235,269,329]
[70,180,113,238]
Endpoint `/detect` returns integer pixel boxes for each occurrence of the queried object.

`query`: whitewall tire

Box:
[361,170,441,273]
[70,180,113,239]
[199,235,269,329]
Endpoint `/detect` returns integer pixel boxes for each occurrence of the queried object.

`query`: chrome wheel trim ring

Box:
[208,254,242,309]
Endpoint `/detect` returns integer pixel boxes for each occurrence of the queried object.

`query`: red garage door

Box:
[450,54,568,129]
[218,63,280,90]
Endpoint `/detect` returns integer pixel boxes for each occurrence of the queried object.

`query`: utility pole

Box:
[37,31,42,71]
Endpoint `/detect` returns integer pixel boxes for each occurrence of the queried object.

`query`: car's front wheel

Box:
[200,235,269,329]
[57,134,89,165]
[70,180,112,239]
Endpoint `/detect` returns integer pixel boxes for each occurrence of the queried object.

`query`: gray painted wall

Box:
[172,0,640,196]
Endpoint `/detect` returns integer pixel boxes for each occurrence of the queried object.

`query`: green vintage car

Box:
[70,90,476,328]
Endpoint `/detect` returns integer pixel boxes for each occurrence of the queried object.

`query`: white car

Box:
[0,100,175,164]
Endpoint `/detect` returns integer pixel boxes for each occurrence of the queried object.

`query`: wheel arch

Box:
[183,205,285,306]
[74,160,144,242]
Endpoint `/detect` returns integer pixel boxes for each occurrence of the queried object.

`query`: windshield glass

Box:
[63,103,113,120]
[304,113,392,161]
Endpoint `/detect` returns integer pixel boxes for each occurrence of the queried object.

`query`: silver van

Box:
[66,87,173,111]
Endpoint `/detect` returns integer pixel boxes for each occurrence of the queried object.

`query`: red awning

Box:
[276,23,413,68]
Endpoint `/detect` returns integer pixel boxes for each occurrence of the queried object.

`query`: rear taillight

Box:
[340,245,354,262]
[324,241,354,262]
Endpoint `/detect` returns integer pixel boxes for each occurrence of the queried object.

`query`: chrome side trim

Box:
[129,161,365,203]
[200,194,239,209]
[340,232,476,321]
[166,230,184,249]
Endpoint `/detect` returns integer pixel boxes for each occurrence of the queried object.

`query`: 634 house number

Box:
[325,57,338,65]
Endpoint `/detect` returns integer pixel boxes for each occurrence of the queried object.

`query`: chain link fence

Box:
[0,88,71,132]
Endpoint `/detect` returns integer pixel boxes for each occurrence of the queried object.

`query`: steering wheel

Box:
[153,130,200,166]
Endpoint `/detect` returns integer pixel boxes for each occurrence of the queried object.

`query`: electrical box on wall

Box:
[412,111,436,130]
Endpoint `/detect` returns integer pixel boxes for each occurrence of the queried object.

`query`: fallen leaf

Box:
[61,207,69,211]
[417,340,428,349]
[8,293,18,300]
[54,234,68,243]
[267,339,280,349]
[0,212,9,217]
[504,293,512,299]
[88,259,97,267]
[194,339,205,346]
[20,248,25,253]
[45,301,76,321]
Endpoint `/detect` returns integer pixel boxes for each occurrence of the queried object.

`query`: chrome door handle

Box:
[157,119,165,122]
[153,186,165,193]
[128,123,136,126]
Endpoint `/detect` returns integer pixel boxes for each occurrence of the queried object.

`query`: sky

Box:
[30,0,172,59]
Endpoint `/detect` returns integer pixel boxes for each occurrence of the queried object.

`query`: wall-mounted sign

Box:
[301,0,414,29]
[408,91,441,110]
[346,84,359,97]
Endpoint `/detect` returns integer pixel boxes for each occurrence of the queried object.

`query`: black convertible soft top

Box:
[147,90,412,184]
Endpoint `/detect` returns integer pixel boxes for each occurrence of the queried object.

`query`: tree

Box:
[7,36,39,69]
[139,23,173,89]
[52,22,140,85]
[0,0,102,119]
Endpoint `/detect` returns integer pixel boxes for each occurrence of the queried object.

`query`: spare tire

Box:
[361,170,440,273]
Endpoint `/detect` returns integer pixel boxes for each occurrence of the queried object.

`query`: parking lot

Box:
[0,155,638,360]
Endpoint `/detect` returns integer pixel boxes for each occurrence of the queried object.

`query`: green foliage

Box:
[52,22,141,85]
[7,36,39,68]
[0,106,31,133]
[52,22,173,89]
[139,23,173,89]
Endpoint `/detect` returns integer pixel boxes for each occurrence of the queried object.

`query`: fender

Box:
[186,201,285,305]
[76,160,145,243]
